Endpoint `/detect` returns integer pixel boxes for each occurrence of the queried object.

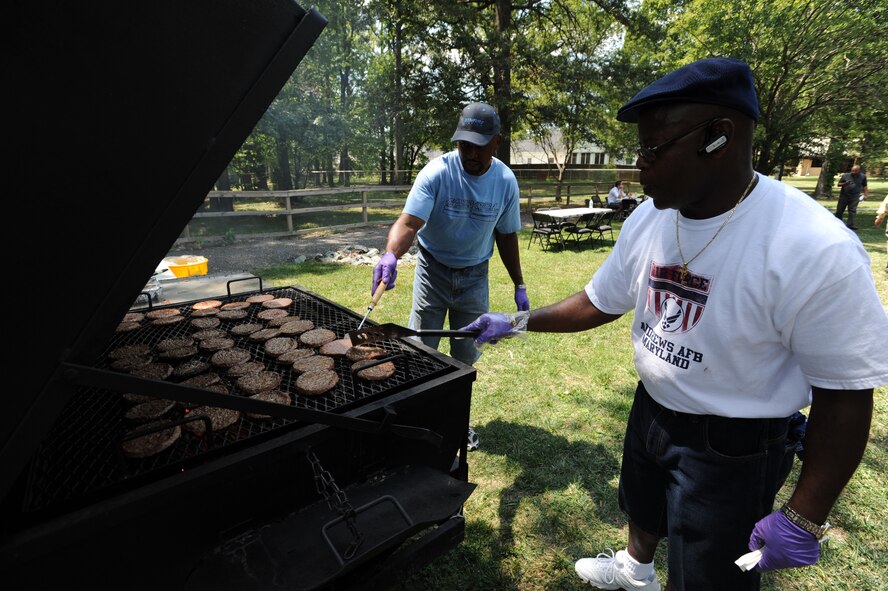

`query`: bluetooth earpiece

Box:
[698,134,728,155]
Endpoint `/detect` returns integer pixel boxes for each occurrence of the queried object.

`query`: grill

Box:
[5,2,477,589]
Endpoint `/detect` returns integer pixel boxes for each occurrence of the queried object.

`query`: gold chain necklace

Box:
[676,174,757,285]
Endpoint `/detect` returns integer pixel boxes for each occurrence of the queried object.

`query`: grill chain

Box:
[306,449,364,559]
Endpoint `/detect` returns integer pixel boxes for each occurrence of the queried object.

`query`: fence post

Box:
[566,184,572,206]
[362,190,368,223]
[526,186,532,212]
[285,194,294,233]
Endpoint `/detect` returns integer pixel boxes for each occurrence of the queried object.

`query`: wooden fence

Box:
[175,181,638,245]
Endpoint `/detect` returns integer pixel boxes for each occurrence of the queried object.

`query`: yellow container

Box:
[163,255,208,278]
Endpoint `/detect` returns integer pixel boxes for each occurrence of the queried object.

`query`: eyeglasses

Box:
[636,118,718,163]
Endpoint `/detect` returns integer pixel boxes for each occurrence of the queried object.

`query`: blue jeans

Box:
[619,382,795,591]
[409,248,489,366]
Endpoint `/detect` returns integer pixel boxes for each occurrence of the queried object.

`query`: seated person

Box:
[606,180,626,209]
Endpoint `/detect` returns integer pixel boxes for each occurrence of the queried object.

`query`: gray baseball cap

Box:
[451,102,501,145]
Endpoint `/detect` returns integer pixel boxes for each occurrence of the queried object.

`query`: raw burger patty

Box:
[246,294,275,304]
[193,299,223,310]
[352,360,396,381]
[247,389,291,419]
[121,424,181,458]
[295,369,339,396]
[299,328,337,348]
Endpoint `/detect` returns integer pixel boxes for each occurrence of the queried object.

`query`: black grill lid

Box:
[6,0,326,499]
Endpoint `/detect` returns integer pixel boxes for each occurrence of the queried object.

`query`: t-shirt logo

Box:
[646,262,712,334]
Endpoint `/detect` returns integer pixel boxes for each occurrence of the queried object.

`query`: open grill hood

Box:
[8,0,327,491]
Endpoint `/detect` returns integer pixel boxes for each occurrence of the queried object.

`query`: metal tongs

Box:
[347,323,481,346]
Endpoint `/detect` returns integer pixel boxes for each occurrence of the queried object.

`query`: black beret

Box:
[617,57,759,123]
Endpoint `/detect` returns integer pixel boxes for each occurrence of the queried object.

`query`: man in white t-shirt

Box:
[460,58,888,590]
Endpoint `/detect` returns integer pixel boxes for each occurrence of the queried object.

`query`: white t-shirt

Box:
[607,186,623,205]
[586,173,888,418]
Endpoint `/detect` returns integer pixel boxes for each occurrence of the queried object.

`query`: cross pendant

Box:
[679,265,688,285]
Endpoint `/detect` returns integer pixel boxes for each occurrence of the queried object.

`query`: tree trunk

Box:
[492,0,512,165]
[274,139,293,190]
[393,9,404,185]
[209,166,234,212]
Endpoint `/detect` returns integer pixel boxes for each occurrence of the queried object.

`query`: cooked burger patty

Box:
[257,309,290,321]
[291,355,335,374]
[198,337,236,352]
[116,321,142,333]
[110,355,153,371]
[109,343,152,359]
[172,358,211,378]
[295,369,339,396]
[267,315,302,327]
[190,317,222,330]
[183,406,240,435]
[352,360,396,381]
[156,336,196,351]
[247,328,281,342]
[216,309,248,321]
[131,362,174,380]
[121,424,181,458]
[151,315,185,326]
[300,328,337,348]
[236,371,282,395]
[276,348,315,364]
[145,308,181,320]
[125,399,176,422]
[246,294,275,304]
[246,389,291,419]
[220,301,250,311]
[345,345,387,362]
[261,297,293,309]
[157,345,198,360]
[180,372,222,388]
[230,322,265,337]
[276,319,314,335]
[210,348,252,368]
[192,328,228,341]
[264,337,298,357]
[227,361,266,377]
[189,307,219,317]
[319,338,352,357]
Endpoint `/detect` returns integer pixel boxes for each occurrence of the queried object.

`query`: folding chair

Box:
[529,211,564,251]
[590,210,616,246]
[563,212,602,248]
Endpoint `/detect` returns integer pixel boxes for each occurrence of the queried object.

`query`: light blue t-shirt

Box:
[403,150,521,268]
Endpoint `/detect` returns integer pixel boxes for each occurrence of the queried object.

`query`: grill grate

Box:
[24,286,451,514]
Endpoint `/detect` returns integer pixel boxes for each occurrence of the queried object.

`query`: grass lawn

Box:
[254,179,887,591]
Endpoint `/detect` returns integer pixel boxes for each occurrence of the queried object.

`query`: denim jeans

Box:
[618,382,795,591]
[408,248,489,366]
[835,193,860,227]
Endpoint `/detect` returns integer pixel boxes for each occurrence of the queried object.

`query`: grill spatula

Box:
[347,323,481,346]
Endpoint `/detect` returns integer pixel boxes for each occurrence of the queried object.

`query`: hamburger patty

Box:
[236,371,282,395]
[295,369,339,396]
[267,315,302,327]
[261,297,293,309]
[190,317,222,330]
[193,299,223,310]
[121,423,181,458]
[183,406,240,435]
[198,337,236,352]
[299,328,337,348]
[352,360,396,381]
[276,348,315,364]
[319,338,352,357]
[246,294,275,304]
[145,308,181,320]
[216,309,248,321]
[345,345,387,362]
[276,319,314,335]
[291,355,335,374]
[227,361,266,377]
[210,348,252,368]
[156,336,195,351]
[230,322,265,337]
[246,389,291,419]
[220,301,250,311]
[257,309,290,321]
[125,399,176,422]
[264,337,298,357]
[109,343,152,359]
[131,362,174,380]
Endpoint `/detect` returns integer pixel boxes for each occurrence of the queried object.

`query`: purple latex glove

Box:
[514,286,530,311]
[459,311,528,345]
[372,252,398,294]
[748,510,820,572]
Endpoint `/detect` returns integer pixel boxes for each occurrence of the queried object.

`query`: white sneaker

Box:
[574,549,661,590]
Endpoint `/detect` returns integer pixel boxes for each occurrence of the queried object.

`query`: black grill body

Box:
[5,3,477,589]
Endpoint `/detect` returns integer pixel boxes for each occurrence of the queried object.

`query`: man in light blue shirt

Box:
[371,102,529,366]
